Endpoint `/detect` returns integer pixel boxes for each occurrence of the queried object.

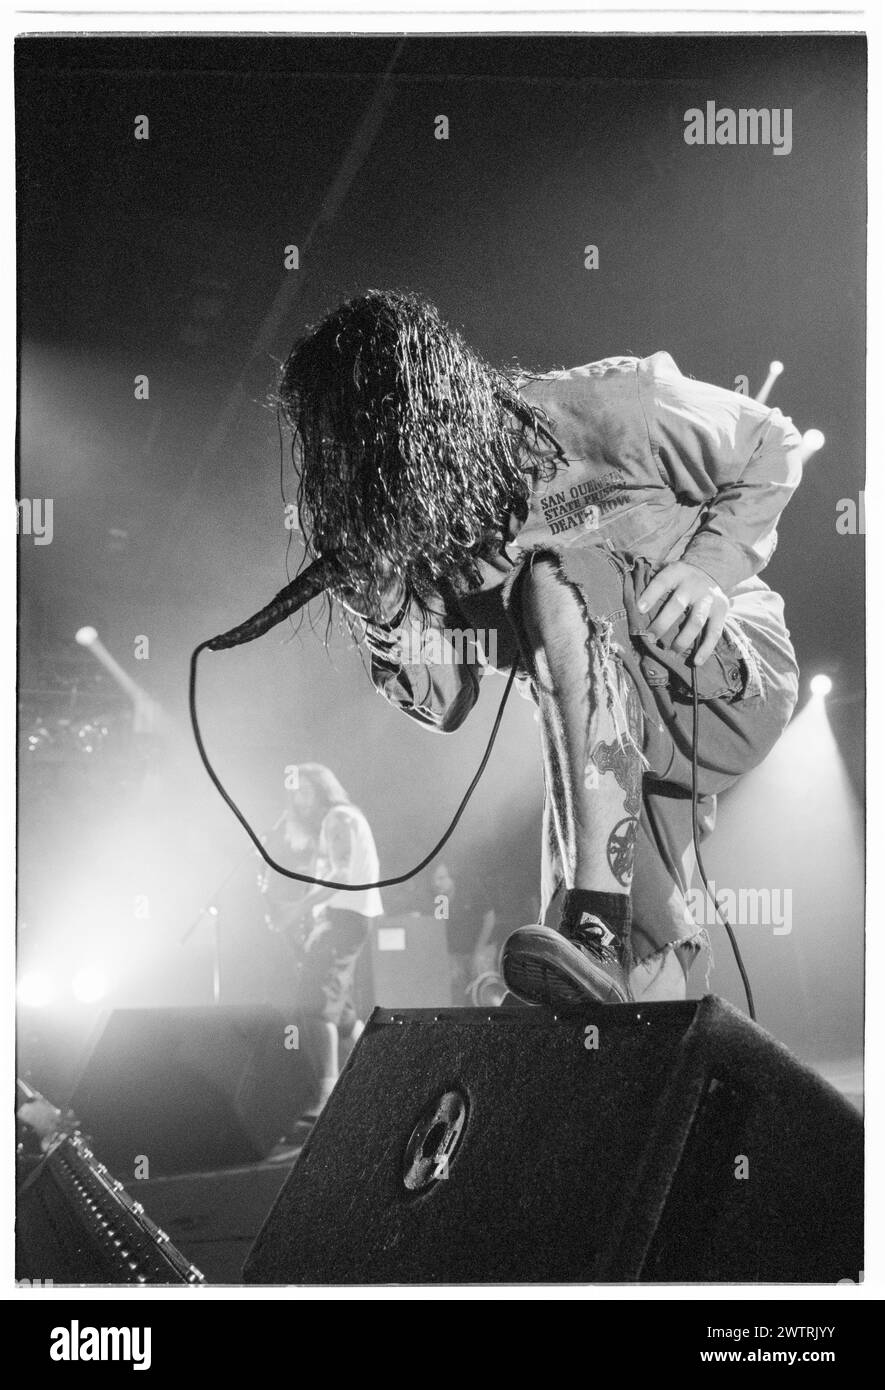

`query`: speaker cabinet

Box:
[365,914,453,1009]
[72,1007,312,1178]
[243,997,863,1284]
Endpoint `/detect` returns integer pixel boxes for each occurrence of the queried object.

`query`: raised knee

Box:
[515,556,591,643]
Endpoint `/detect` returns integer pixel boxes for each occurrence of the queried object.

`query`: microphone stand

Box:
[180,812,286,1005]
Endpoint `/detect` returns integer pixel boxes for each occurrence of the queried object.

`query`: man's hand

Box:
[637,561,730,666]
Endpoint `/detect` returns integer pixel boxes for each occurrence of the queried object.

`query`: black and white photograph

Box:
[10,8,877,1325]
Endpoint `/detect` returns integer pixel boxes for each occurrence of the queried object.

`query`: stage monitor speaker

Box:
[243,996,863,1284]
[72,1006,312,1179]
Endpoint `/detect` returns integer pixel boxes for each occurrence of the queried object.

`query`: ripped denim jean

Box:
[499,540,799,976]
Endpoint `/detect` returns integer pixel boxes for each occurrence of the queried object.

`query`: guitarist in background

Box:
[261,764,383,1136]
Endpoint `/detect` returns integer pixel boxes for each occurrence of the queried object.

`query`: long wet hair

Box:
[277,290,552,616]
[286,762,354,834]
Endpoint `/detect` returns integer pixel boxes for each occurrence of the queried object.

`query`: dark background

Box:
[16,36,865,1088]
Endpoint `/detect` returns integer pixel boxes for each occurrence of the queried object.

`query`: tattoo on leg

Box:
[626,681,643,742]
[607,816,638,888]
[591,739,643,816]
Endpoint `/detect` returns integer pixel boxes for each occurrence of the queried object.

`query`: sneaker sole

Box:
[502,926,631,1009]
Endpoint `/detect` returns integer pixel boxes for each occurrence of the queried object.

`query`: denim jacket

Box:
[365,352,804,730]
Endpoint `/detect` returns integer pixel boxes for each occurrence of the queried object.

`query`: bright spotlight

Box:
[17,971,55,1008]
[71,966,109,1004]
[800,429,826,463]
[810,673,833,698]
[755,360,785,404]
[75,625,98,646]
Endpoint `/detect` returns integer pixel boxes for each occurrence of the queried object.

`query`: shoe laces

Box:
[567,913,619,961]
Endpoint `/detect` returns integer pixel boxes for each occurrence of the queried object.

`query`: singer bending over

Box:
[277,291,803,1008]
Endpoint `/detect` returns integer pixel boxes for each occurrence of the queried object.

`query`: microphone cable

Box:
[189,639,519,891]
[690,665,756,1021]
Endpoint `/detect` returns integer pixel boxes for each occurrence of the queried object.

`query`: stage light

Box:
[800,429,826,463]
[810,673,833,698]
[75,625,98,646]
[703,672,863,1066]
[755,360,785,403]
[17,971,55,1008]
[71,966,109,1004]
